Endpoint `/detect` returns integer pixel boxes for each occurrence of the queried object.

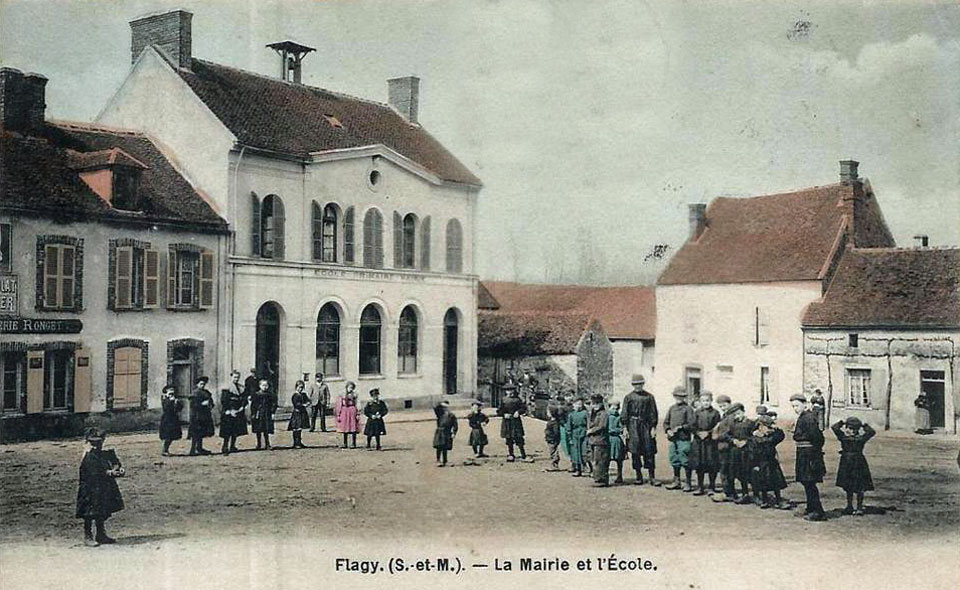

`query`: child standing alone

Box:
[832,417,876,516]
[433,401,458,466]
[467,401,490,458]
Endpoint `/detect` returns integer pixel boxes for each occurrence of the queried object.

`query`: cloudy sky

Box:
[2,0,958,284]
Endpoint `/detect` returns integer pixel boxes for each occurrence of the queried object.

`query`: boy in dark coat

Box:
[715,402,748,503]
[663,386,696,491]
[433,401,458,466]
[831,417,876,515]
[712,394,736,502]
[691,391,721,495]
[468,401,490,458]
[250,379,278,450]
[621,374,659,485]
[363,389,389,450]
[729,406,758,504]
[188,376,215,456]
[749,412,789,509]
[219,370,248,455]
[76,428,124,547]
[287,380,311,449]
[607,401,625,484]
[586,394,611,487]
[544,402,563,471]
[498,384,531,462]
[159,384,183,456]
[791,393,826,521]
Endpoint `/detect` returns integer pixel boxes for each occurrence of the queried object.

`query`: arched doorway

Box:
[255,302,282,393]
[443,308,459,395]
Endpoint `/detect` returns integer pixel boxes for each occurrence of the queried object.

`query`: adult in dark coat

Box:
[433,402,458,466]
[791,393,826,521]
[586,395,611,487]
[250,378,278,450]
[690,391,722,495]
[498,384,530,462]
[76,428,124,546]
[159,384,183,456]
[219,370,249,455]
[621,374,659,485]
[831,417,876,515]
[363,389,389,450]
[188,376,215,456]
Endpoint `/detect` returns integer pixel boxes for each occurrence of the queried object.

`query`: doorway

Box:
[443,308,459,395]
[169,341,201,423]
[921,370,946,429]
[256,302,282,394]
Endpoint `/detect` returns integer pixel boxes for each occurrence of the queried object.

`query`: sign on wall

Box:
[0,274,17,316]
[0,317,83,334]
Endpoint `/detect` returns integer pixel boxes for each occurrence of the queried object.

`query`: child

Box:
[691,391,721,495]
[607,401,625,484]
[335,387,362,448]
[663,386,696,492]
[497,384,531,462]
[159,384,183,456]
[250,378,278,450]
[433,401,458,466]
[749,412,789,509]
[187,376,215,456]
[565,398,589,477]
[467,401,490,457]
[551,392,572,468]
[76,428,124,547]
[363,388,389,450]
[728,403,754,503]
[544,405,563,471]
[287,380,310,449]
[832,417,876,515]
[219,370,248,455]
[811,390,827,431]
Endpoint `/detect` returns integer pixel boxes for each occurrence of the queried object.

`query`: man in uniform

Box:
[791,393,827,521]
[308,372,331,432]
[497,384,531,462]
[621,374,660,485]
[586,394,611,487]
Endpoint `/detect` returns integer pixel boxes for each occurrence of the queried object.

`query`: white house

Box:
[654,160,896,415]
[96,10,481,406]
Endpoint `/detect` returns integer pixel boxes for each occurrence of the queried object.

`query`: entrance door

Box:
[256,302,281,394]
[921,371,946,429]
[170,345,198,423]
[443,309,458,395]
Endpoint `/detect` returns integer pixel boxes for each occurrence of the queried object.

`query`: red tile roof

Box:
[67,147,149,170]
[478,311,601,356]
[803,248,960,329]
[479,281,656,340]
[657,182,895,285]
[177,59,481,186]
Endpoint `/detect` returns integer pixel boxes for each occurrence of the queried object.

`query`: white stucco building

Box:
[97,10,481,406]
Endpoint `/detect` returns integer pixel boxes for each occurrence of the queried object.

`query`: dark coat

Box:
[243,375,259,397]
[75,448,124,520]
[468,411,489,446]
[498,396,527,442]
[587,407,610,447]
[159,394,183,441]
[690,406,721,471]
[363,399,389,436]
[219,385,248,438]
[250,389,278,434]
[545,419,562,445]
[663,402,696,441]
[832,421,875,492]
[749,427,788,491]
[794,410,826,483]
[433,411,458,450]
[622,389,658,457]
[729,419,757,482]
[188,387,216,439]
[287,391,311,431]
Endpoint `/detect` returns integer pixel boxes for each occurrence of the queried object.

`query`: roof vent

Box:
[267,41,315,84]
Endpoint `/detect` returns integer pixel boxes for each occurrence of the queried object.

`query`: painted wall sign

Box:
[0,274,17,316]
[0,317,83,334]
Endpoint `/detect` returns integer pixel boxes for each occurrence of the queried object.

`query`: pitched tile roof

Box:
[802,248,960,329]
[67,147,149,171]
[657,182,895,286]
[1,122,227,231]
[479,281,656,340]
[478,311,601,356]
[176,59,481,186]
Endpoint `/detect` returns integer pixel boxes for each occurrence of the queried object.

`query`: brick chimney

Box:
[688,203,707,241]
[0,67,48,135]
[388,76,420,124]
[838,159,866,247]
[130,10,193,69]
[839,159,859,183]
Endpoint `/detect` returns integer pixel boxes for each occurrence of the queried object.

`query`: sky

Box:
[2,0,958,285]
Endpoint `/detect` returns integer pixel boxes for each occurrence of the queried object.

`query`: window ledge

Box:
[358,374,385,381]
[167,307,208,313]
[397,373,422,379]
[36,308,83,314]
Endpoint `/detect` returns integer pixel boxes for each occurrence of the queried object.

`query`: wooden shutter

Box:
[60,245,75,309]
[420,216,431,270]
[273,197,285,260]
[115,246,133,309]
[113,347,142,408]
[393,211,402,268]
[344,206,355,264]
[25,350,44,414]
[312,201,322,261]
[251,192,261,257]
[44,245,59,308]
[144,248,160,308]
[74,350,92,413]
[374,212,384,268]
[199,249,214,309]
[167,247,178,309]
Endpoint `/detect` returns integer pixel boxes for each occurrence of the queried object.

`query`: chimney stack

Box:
[388,76,420,124]
[0,68,47,135]
[913,234,929,248]
[839,159,859,184]
[130,10,193,69]
[688,203,707,241]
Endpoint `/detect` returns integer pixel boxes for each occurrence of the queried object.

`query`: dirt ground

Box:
[2,413,959,590]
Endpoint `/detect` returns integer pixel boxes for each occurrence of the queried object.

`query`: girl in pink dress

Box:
[335,382,362,448]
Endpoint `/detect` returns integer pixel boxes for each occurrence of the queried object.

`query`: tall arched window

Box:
[446,219,463,273]
[359,305,382,375]
[398,306,418,374]
[311,202,323,261]
[401,214,417,269]
[344,206,356,264]
[362,209,384,269]
[316,303,340,376]
[260,194,285,260]
[322,204,338,263]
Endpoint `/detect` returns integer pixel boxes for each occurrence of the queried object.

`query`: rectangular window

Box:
[684,366,702,398]
[177,251,198,307]
[398,325,417,374]
[1,351,25,413]
[0,223,11,273]
[754,307,770,346]
[760,366,771,404]
[846,369,871,408]
[112,168,140,211]
[41,243,77,310]
[848,333,859,348]
[44,349,73,410]
[112,243,154,311]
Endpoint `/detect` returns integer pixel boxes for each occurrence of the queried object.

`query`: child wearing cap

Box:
[791,393,827,521]
[712,394,736,501]
[690,391,721,495]
[831,417,876,515]
[749,411,789,509]
[544,402,563,471]
[187,376,215,456]
[159,384,184,456]
[287,380,310,449]
[468,401,490,458]
[607,401,625,484]
[363,389,389,450]
[566,398,589,477]
[433,401,458,466]
[725,403,753,503]
[76,428,125,547]
[663,386,696,492]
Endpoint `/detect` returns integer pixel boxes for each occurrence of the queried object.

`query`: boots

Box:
[95,520,116,545]
[682,469,694,492]
[648,468,660,486]
[83,520,99,547]
[665,468,681,490]
[221,439,230,455]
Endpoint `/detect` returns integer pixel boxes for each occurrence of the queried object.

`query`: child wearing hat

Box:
[566,398,589,477]
[831,417,876,515]
[749,411,789,509]
[663,386,696,491]
[187,376,215,456]
[287,380,311,449]
[468,401,490,458]
[159,384,183,456]
[219,370,249,455]
[76,428,125,547]
[791,393,827,521]
[811,390,827,432]
[363,389,389,450]
[497,383,531,462]
[712,394,736,501]
[607,401,626,484]
[250,378,279,450]
[433,401,458,466]
[690,391,721,495]
[544,401,563,471]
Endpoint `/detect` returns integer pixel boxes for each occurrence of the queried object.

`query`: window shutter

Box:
[758,307,770,346]
[74,350,92,413]
[421,216,431,270]
[144,248,160,308]
[114,347,142,408]
[60,245,75,309]
[116,246,133,309]
[273,198,285,260]
[344,206,355,264]
[393,211,402,268]
[374,212,384,268]
[44,245,59,308]
[25,350,44,414]
[312,201,322,261]
[251,192,261,257]
[199,250,215,309]
[167,247,178,309]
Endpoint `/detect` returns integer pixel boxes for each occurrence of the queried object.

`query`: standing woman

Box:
[219,370,248,455]
[188,376,215,456]
[433,401,458,466]
[335,382,362,448]
[250,379,278,450]
[287,380,310,449]
[914,392,932,434]
[159,384,183,456]
[76,428,124,546]
[362,389,389,450]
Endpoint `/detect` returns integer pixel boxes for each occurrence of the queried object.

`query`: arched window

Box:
[344,206,356,264]
[446,219,463,273]
[359,305,382,375]
[362,209,384,269]
[260,195,285,260]
[316,303,340,376]
[398,306,418,374]
[311,202,323,261]
[322,204,338,263]
[402,213,417,268]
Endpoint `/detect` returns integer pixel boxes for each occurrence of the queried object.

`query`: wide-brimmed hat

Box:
[369,388,380,396]
[631,374,646,385]
[85,427,106,442]
[671,386,687,398]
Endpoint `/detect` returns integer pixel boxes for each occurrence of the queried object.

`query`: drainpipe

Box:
[227,145,247,373]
